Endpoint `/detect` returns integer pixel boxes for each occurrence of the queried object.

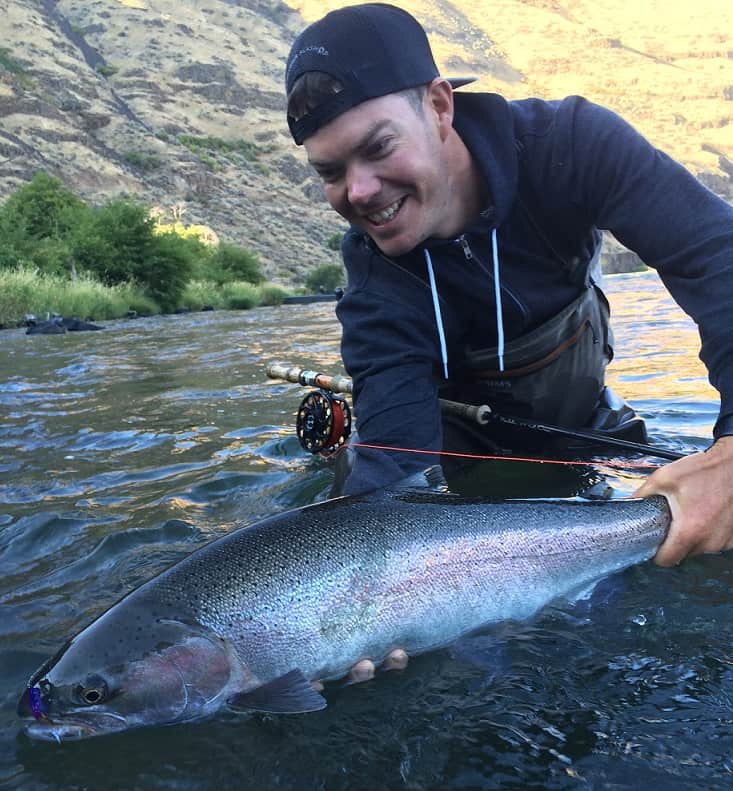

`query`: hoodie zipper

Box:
[458,235,473,260]
[455,232,529,327]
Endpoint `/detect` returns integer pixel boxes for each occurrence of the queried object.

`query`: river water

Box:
[0,271,731,790]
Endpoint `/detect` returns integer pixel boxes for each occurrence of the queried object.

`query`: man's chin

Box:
[368,229,418,258]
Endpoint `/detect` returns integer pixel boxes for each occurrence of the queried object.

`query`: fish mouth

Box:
[23,710,128,743]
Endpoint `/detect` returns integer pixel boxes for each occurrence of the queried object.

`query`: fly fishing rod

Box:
[265,362,685,461]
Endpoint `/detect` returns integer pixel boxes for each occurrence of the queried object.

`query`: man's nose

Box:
[346,163,380,206]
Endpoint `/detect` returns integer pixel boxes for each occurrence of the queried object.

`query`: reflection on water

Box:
[0,272,731,790]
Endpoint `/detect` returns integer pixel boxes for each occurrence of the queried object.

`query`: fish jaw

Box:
[23,709,129,742]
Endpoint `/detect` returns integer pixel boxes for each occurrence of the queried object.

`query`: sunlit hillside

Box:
[0,0,731,281]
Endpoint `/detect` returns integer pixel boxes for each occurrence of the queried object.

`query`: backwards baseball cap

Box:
[285,3,476,145]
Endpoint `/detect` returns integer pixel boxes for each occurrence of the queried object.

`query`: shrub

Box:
[144,230,197,311]
[180,279,226,311]
[122,151,163,171]
[257,283,290,306]
[208,242,264,284]
[72,199,153,285]
[222,281,259,309]
[71,198,198,310]
[0,171,88,246]
[305,262,345,293]
[326,232,343,251]
[95,63,118,77]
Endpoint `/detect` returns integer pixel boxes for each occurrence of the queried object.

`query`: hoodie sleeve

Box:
[335,233,444,494]
[549,97,733,439]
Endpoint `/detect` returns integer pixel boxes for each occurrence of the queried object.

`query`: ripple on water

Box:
[1,279,732,789]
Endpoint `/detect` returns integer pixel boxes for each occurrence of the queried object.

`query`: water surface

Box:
[1,272,731,790]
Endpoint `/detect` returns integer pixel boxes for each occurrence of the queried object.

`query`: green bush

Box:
[0,174,272,318]
[178,135,260,161]
[71,198,199,310]
[257,283,290,306]
[222,281,259,309]
[72,199,153,285]
[180,279,226,311]
[144,231,198,311]
[0,48,32,88]
[0,171,88,247]
[122,151,163,171]
[95,63,118,77]
[207,242,264,285]
[305,262,345,293]
[326,232,343,251]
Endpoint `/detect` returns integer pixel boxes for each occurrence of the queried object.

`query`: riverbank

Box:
[0,267,291,329]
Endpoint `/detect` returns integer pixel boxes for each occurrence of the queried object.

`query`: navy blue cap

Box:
[285,3,475,145]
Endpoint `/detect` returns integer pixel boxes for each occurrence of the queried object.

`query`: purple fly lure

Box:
[28,687,46,721]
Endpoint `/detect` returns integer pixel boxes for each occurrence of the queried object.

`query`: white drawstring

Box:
[424,249,449,380]
[426,228,504,379]
[491,227,505,372]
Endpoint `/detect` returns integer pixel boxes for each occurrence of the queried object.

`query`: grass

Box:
[0,268,291,327]
[178,135,261,161]
[122,151,163,171]
[179,279,290,310]
[0,268,159,326]
[0,47,33,89]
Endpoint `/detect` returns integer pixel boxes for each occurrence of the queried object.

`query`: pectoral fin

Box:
[227,669,327,714]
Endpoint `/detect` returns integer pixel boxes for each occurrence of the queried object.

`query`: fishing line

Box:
[335,441,667,470]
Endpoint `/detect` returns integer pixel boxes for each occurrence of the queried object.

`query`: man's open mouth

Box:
[366,197,405,226]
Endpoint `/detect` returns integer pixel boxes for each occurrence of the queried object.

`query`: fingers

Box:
[633,439,733,565]
[313,649,410,690]
[346,649,409,682]
[347,658,376,684]
[382,648,408,671]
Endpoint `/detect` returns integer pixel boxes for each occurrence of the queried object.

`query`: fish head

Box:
[18,597,244,742]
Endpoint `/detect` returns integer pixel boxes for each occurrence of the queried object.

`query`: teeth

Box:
[367,198,403,225]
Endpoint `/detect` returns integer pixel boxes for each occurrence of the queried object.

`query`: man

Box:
[285,3,733,579]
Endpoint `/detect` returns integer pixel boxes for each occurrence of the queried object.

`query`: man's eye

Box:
[368,138,393,157]
[318,169,340,183]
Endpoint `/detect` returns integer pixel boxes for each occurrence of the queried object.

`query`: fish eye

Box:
[75,675,109,706]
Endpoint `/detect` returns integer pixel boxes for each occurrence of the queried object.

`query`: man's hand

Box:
[311,649,409,692]
[634,435,733,566]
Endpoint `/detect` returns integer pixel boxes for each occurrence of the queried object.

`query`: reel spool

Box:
[296,390,352,455]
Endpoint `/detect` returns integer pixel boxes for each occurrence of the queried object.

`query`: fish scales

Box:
[150,494,669,681]
[18,486,671,741]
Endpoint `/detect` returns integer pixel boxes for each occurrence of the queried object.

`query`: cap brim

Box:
[447,77,477,89]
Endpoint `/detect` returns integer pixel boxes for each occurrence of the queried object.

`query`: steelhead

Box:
[18,471,670,741]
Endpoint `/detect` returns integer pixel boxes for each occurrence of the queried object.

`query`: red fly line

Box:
[336,441,665,470]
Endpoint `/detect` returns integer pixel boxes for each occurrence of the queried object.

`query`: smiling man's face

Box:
[304,81,459,257]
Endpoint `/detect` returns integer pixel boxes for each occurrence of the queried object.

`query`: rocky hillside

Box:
[1,0,731,282]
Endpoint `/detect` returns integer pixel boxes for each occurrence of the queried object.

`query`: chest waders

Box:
[457,281,611,427]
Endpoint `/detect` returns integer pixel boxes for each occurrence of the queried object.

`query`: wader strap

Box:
[470,318,593,379]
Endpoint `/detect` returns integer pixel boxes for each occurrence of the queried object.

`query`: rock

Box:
[25,316,104,335]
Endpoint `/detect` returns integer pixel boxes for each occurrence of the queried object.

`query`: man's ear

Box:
[426,78,455,141]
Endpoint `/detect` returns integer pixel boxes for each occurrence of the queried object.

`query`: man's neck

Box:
[441,129,491,237]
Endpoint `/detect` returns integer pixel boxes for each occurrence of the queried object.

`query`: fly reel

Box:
[296,390,352,455]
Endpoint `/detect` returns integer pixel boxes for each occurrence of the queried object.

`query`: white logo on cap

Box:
[287,45,330,82]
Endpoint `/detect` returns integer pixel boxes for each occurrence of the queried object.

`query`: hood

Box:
[451,92,520,229]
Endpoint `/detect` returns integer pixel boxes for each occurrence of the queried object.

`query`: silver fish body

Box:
[19,484,670,741]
